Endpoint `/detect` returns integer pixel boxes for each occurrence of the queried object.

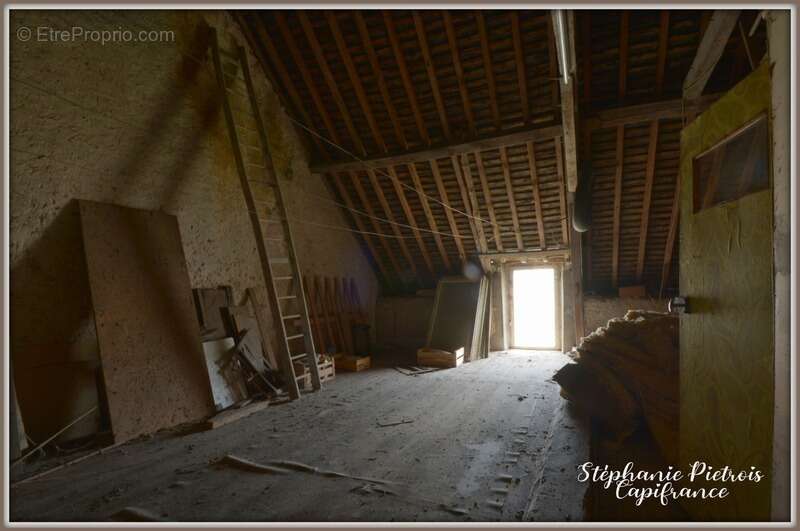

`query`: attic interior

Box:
[8,8,791,524]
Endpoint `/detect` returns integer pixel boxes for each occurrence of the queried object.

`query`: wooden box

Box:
[318,359,336,383]
[417,347,464,369]
[293,362,311,389]
[334,354,371,372]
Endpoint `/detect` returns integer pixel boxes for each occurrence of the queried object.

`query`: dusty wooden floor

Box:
[11,351,588,523]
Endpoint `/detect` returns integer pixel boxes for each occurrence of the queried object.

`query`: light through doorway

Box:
[511,267,559,350]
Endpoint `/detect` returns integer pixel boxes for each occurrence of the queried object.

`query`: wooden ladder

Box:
[210,29,321,400]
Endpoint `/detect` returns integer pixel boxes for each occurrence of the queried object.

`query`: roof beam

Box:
[636,120,659,281]
[429,160,467,263]
[413,12,451,140]
[581,12,592,103]
[656,11,671,96]
[612,125,624,288]
[443,11,475,136]
[554,137,570,245]
[510,12,529,124]
[326,12,386,153]
[408,163,452,270]
[659,172,681,298]
[476,12,501,129]
[330,173,391,278]
[473,152,504,252]
[527,141,547,249]
[584,94,719,130]
[683,10,741,100]
[499,147,525,251]
[354,12,408,150]
[384,12,430,145]
[310,124,563,174]
[297,12,367,156]
[386,166,435,274]
[273,13,341,148]
[365,169,418,276]
[450,156,483,253]
[349,171,403,276]
[618,11,629,100]
[550,10,578,192]
[243,15,327,156]
[457,154,489,254]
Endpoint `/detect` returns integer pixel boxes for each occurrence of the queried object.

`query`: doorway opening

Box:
[510,266,560,350]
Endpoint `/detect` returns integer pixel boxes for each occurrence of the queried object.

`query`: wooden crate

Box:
[293,362,311,389]
[334,354,371,372]
[417,347,464,369]
[318,359,336,383]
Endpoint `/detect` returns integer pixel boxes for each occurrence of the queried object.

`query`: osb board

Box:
[678,62,773,521]
[79,200,215,443]
[193,287,232,340]
[426,278,482,354]
[203,338,247,411]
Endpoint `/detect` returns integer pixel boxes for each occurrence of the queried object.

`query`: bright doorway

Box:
[510,267,560,350]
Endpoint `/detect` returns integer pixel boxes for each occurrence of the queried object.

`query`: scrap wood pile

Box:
[553,310,679,464]
[303,274,371,372]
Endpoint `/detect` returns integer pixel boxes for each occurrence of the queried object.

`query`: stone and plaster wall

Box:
[10,10,377,441]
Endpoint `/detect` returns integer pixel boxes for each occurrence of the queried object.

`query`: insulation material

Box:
[79,200,215,443]
[677,61,773,521]
[553,311,678,462]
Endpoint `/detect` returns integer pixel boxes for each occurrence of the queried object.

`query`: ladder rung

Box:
[271,258,290,264]
[219,47,239,59]
[286,334,304,341]
[278,295,296,300]
[246,162,266,169]
[291,353,307,361]
[275,276,293,281]
[282,314,301,320]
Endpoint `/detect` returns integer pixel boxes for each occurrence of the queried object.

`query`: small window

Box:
[692,115,770,213]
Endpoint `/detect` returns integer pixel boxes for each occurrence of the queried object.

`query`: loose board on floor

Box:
[79,200,215,443]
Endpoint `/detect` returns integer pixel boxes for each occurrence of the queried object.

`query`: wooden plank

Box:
[476,11,501,129]
[499,147,524,251]
[553,137,570,245]
[510,12,528,123]
[546,14,560,108]
[79,201,214,443]
[459,153,489,254]
[473,151,504,252]
[297,12,367,156]
[329,172,391,279]
[656,11,671,97]
[315,275,339,353]
[384,11,429,145]
[619,11,629,100]
[310,124,563,174]
[386,166,435,274]
[683,10,741,100]
[636,120,660,281]
[366,169,418,275]
[326,12,386,153]
[413,12,450,140]
[612,125,624,288]
[349,171,404,275]
[408,163,452,270]
[273,13,341,148]
[526,141,547,250]
[443,11,475,135]
[328,276,354,355]
[551,10,578,192]
[354,12,407,150]
[430,160,467,263]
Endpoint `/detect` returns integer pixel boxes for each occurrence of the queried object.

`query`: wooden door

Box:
[678,62,774,521]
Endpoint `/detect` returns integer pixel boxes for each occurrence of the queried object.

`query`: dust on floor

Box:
[11,351,588,523]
